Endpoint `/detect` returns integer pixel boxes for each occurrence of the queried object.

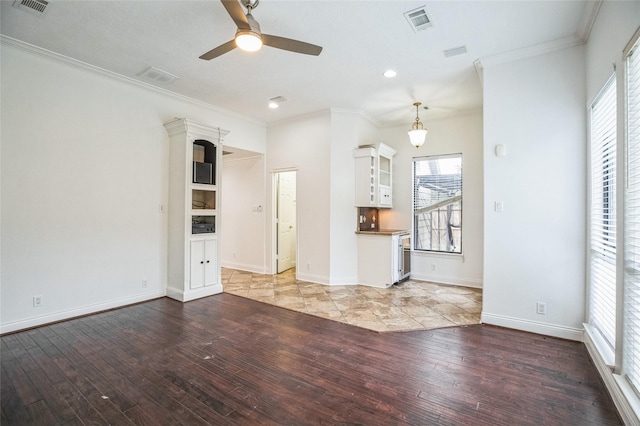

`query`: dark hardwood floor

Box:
[1,294,619,425]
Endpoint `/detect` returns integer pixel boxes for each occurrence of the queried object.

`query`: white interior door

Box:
[276,171,297,273]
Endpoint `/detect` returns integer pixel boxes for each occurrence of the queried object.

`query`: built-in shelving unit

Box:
[353,143,396,208]
[164,118,229,302]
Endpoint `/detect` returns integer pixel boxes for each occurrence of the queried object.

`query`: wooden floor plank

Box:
[1,294,620,425]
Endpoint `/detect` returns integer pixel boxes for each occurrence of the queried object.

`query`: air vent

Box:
[268,96,287,109]
[444,45,467,58]
[404,6,433,32]
[13,0,49,16]
[136,66,179,85]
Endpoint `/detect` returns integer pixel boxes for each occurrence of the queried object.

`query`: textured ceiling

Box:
[1,0,590,126]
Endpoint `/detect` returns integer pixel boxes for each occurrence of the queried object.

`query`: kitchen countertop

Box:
[355,229,410,236]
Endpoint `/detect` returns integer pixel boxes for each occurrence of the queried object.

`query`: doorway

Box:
[274,170,297,274]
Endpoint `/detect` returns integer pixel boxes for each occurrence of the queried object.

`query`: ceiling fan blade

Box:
[199,40,237,60]
[262,34,323,56]
[221,0,250,30]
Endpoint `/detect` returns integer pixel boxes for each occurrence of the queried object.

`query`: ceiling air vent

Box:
[444,45,468,58]
[137,66,179,85]
[404,6,433,32]
[13,0,49,16]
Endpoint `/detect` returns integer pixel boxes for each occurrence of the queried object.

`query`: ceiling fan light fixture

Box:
[235,31,262,52]
[408,102,428,148]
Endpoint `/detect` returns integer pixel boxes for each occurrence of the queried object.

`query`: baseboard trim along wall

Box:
[221,261,267,274]
[410,272,483,289]
[0,290,166,334]
[296,271,331,285]
[481,312,583,341]
[329,275,359,286]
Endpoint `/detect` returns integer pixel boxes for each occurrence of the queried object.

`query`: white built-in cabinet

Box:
[353,143,396,208]
[356,231,407,288]
[164,118,229,302]
[189,238,217,289]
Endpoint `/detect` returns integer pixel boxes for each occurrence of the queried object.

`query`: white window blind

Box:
[623,34,640,396]
[413,154,462,253]
[589,75,617,349]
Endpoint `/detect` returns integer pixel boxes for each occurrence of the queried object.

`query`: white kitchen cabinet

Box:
[164,118,229,302]
[353,143,396,208]
[356,231,410,288]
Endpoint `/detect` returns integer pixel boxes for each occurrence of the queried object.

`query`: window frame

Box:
[622,26,640,400]
[412,153,463,255]
[587,73,618,351]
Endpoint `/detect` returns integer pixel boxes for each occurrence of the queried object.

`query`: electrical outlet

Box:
[536,302,546,315]
[430,264,436,271]
[142,280,148,288]
[33,295,43,307]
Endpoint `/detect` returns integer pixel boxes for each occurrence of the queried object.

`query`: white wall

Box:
[266,112,332,283]
[379,111,484,288]
[481,45,586,341]
[220,154,266,273]
[328,110,379,284]
[0,41,266,333]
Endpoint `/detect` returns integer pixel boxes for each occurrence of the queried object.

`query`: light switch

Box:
[494,201,504,212]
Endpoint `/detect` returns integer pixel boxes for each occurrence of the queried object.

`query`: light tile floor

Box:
[222,268,482,332]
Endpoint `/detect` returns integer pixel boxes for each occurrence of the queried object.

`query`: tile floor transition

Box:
[222,268,482,332]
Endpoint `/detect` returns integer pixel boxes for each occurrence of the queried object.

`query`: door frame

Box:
[271,168,298,276]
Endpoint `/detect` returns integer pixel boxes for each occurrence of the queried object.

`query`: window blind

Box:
[413,154,462,253]
[623,35,640,396]
[589,75,617,349]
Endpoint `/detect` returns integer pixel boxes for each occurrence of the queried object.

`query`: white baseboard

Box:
[481,312,583,341]
[166,284,222,302]
[221,260,266,274]
[583,329,640,425]
[296,271,330,285]
[410,271,483,288]
[0,290,166,334]
[328,275,358,285]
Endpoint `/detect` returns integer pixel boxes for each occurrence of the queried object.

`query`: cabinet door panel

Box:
[204,239,217,286]
[190,240,205,289]
[379,186,392,207]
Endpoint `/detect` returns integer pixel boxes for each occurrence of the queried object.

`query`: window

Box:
[623,33,640,397]
[589,75,617,350]
[413,154,462,253]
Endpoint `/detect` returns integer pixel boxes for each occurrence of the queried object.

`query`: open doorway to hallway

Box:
[273,170,297,274]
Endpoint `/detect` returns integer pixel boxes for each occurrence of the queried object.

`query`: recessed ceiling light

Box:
[269,101,279,109]
[383,70,397,78]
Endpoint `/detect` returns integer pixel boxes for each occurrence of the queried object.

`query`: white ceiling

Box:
[1,0,592,126]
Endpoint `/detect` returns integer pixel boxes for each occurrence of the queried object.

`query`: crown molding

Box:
[329,108,380,127]
[477,1,601,69]
[576,0,603,43]
[0,35,265,127]
[266,108,332,128]
[477,34,584,68]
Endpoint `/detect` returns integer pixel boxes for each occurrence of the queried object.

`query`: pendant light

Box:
[408,102,428,148]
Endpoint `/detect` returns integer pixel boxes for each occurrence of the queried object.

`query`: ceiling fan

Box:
[199,0,323,60]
